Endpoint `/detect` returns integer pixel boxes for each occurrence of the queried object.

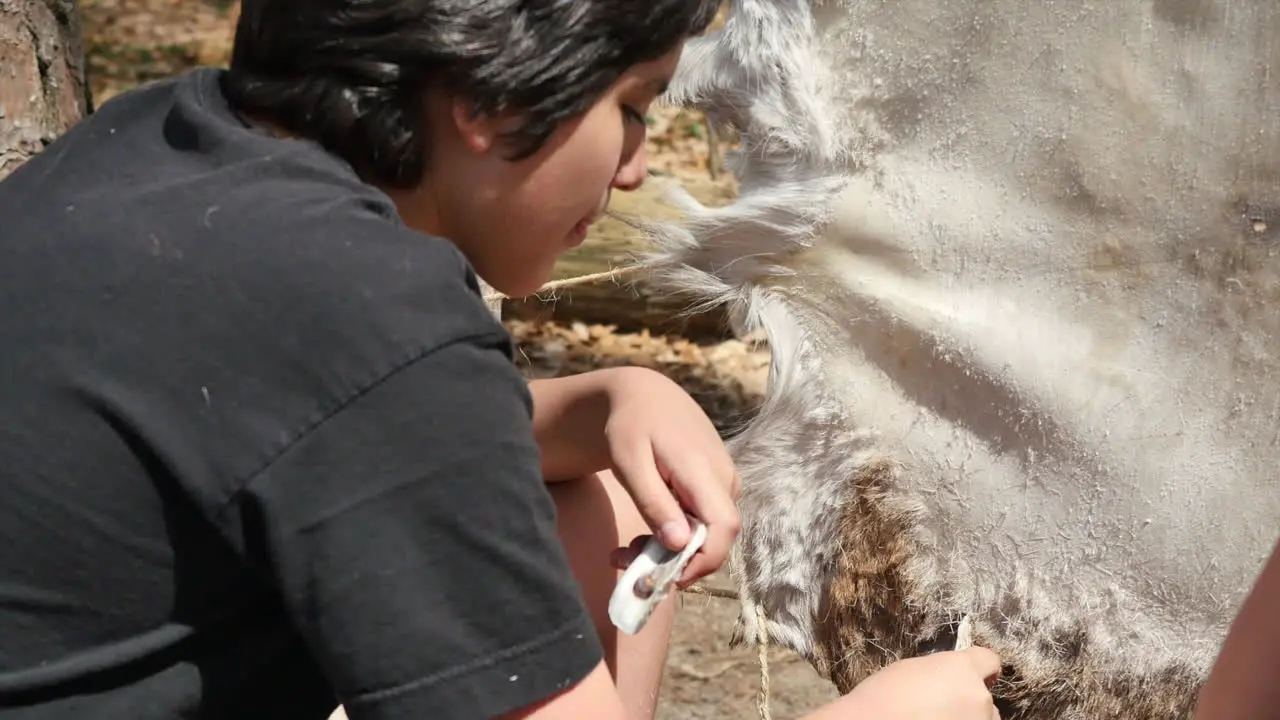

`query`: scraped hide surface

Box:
[645,1,1280,716]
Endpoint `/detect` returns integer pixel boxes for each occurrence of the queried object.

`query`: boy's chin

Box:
[482,265,556,302]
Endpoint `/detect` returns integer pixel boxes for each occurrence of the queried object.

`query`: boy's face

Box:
[388,42,685,298]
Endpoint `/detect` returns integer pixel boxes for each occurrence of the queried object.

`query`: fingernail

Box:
[659,518,690,546]
[678,566,695,585]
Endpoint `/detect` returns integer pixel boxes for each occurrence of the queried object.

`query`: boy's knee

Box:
[594,470,650,544]
[549,470,648,550]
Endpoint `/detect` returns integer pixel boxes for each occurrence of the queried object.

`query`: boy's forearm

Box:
[1195,536,1280,718]
[528,370,619,483]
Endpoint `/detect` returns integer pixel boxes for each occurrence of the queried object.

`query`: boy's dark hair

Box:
[222,0,720,188]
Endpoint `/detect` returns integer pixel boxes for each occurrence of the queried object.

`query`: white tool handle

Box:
[953,614,974,650]
[608,519,708,635]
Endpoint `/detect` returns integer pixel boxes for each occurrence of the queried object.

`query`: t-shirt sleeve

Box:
[217,331,603,720]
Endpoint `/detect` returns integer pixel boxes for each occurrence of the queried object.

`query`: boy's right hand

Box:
[809,647,1003,720]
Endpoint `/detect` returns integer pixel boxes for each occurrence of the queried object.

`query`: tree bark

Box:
[0,0,89,179]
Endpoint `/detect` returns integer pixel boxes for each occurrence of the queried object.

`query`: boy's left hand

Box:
[598,366,741,586]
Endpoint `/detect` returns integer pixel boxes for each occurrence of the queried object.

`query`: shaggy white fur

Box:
[643,0,1280,713]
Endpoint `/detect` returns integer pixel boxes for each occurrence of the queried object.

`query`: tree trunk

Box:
[0,0,89,179]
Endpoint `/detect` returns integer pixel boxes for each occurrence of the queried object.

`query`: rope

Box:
[676,584,772,720]
[756,604,772,720]
[482,264,647,304]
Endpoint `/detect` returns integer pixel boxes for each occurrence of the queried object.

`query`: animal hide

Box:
[642,1,1280,717]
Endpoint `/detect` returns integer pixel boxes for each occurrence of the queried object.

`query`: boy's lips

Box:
[568,216,594,246]
[568,207,607,246]
[567,192,611,246]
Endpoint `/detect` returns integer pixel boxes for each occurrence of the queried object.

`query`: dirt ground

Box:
[76,1,842,715]
[657,576,839,719]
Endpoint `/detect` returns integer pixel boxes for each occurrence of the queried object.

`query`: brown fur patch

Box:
[979,618,1202,719]
[993,661,1201,719]
[811,460,936,689]
[808,461,1204,718]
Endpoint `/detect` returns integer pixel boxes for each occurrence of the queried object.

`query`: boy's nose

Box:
[612,144,648,192]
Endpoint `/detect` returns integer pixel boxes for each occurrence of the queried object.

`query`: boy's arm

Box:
[528,368,642,483]
[500,648,1004,719]
[1194,536,1280,718]
[496,662,627,719]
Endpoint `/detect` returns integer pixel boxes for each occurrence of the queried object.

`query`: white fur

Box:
[645,0,1280,683]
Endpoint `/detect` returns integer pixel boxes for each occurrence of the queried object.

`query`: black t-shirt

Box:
[0,68,602,719]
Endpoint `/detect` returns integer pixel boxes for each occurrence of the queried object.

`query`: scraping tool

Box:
[608,518,708,635]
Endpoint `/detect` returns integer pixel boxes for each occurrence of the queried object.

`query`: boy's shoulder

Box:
[0,67,501,352]
[0,68,511,501]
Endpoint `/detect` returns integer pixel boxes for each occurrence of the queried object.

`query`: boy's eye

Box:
[622,105,647,126]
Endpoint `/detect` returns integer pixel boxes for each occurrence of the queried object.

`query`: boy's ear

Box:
[450,99,524,154]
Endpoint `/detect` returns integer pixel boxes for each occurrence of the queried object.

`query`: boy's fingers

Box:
[609,439,691,551]
[608,549,627,571]
[961,646,1003,681]
[608,535,651,570]
[668,458,740,585]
